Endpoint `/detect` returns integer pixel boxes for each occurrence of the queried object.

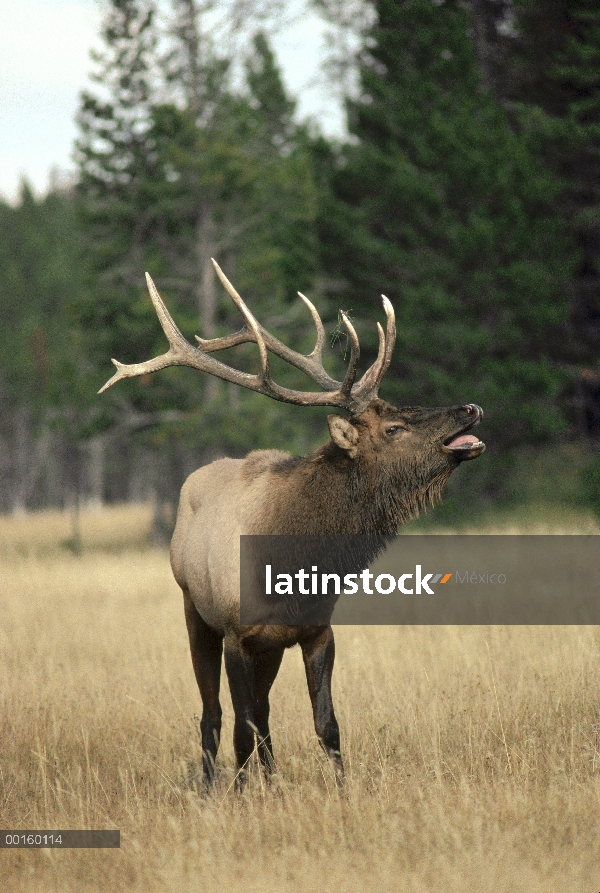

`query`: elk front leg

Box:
[183,589,223,788]
[300,626,344,783]
[224,638,257,790]
[254,647,284,775]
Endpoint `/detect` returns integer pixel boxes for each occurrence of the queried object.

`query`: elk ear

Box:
[327,415,360,458]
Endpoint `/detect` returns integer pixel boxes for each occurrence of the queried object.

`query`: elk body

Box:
[100,261,485,788]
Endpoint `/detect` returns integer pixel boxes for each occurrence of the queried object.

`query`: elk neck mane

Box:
[244,437,453,539]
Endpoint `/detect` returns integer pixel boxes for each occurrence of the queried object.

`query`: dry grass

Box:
[0,505,599,892]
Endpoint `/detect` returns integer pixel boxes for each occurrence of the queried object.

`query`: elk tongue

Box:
[446,434,480,448]
[444,432,486,462]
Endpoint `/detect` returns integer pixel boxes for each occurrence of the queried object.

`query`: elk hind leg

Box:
[183,589,223,788]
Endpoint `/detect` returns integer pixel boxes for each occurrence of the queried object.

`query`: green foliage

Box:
[507,0,600,361]
[316,0,575,503]
[73,0,323,472]
[0,183,93,418]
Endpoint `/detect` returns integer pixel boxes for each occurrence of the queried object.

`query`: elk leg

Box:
[300,626,344,782]
[183,589,223,787]
[254,647,284,774]
[224,639,257,790]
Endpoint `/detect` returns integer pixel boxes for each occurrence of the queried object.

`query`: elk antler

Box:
[99,260,396,414]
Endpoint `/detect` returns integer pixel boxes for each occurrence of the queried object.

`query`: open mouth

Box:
[442,407,486,462]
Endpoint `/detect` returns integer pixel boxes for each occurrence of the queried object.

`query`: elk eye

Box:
[386,425,405,436]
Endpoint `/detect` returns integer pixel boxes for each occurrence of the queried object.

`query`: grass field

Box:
[0,505,599,892]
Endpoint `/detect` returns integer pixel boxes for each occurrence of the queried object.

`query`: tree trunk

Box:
[12,406,31,515]
[88,435,105,510]
[195,202,220,404]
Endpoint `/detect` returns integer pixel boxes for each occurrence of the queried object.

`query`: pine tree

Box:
[0,183,94,513]
[74,1,325,531]
[0,183,90,407]
[240,32,318,302]
[317,0,573,501]
[75,0,164,373]
[505,0,600,363]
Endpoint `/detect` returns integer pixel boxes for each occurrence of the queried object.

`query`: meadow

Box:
[0,505,599,892]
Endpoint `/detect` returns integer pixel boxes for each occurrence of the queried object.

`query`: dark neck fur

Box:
[265,442,450,539]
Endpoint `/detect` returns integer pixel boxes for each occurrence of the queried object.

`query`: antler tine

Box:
[297,292,326,361]
[233,284,272,387]
[351,321,386,398]
[98,273,191,394]
[339,312,360,397]
[211,258,249,317]
[350,295,396,404]
[380,295,396,378]
[208,258,272,381]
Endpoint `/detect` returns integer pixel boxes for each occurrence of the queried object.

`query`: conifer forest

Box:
[2,0,599,534]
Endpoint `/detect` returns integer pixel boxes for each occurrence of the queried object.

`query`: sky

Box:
[0,0,346,204]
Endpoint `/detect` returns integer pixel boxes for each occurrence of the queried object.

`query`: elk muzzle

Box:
[442,404,485,462]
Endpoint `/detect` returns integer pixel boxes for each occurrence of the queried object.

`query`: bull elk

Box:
[100,260,485,789]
